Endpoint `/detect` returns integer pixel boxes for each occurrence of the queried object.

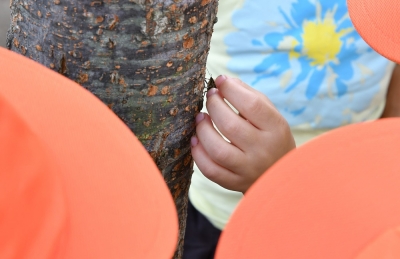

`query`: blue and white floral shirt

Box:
[190,0,395,230]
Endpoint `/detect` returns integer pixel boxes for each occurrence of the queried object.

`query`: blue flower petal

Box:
[263,32,285,49]
[252,73,274,86]
[335,78,347,97]
[332,59,354,80]
[254,52,289,74]
[333,45,357,80]
[319,1,347,22]
[285,57,311,93]
[306,66,327,99]
[290,0,314,27]
[252,53,290,85]
[287,106,307,116]
[279,7,296,29]
[336,19,353,33]
[251,39,264,46]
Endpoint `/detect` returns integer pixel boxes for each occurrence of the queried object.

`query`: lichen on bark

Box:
[8,0,218,258]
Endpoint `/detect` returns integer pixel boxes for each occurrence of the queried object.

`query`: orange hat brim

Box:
[0,91,67,259]
[348,0,400,63]
[216,118,400,259]
[0,47,178,259]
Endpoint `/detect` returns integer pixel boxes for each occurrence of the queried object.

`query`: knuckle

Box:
[222,120,241,136]
[211,146,230,163]
[246,96,264,115]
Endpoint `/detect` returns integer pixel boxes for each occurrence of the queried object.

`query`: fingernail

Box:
[195,112,205,124]
[191,136,198,147]
[206,88,218,97]
[215,75,227,86]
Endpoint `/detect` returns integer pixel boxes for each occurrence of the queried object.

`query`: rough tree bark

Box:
[7,0,218,257]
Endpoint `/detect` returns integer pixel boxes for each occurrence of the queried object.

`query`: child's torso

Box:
[207,0,394,130]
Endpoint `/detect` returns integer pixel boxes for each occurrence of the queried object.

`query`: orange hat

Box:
[347,0,400,63]
[216,118,400,259]
[0,47,178,258]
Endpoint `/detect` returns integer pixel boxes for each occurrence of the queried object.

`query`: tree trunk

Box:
[7,0,218,257]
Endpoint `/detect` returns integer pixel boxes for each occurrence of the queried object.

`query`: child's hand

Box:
[191,75,296,193]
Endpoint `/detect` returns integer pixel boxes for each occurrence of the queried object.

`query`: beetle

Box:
[205,76,217,93]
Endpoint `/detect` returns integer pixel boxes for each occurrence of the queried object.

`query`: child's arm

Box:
[191,75,296,193]
[382,64,400,118]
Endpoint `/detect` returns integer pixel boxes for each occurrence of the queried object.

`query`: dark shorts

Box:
[183,200,222,259]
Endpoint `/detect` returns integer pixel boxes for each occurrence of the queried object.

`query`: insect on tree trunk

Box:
[7,0,218,257]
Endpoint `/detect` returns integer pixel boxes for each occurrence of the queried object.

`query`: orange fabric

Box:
[355,226,400,259]
[0,47,178,259]
[0,95,66,259]
[216,118,400,259]
[347,0,400,63]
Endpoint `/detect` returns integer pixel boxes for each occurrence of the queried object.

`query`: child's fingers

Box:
[195,113,246,172]
[205,89,260,151]
[191,136,245,192]
[216,76,279,131]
